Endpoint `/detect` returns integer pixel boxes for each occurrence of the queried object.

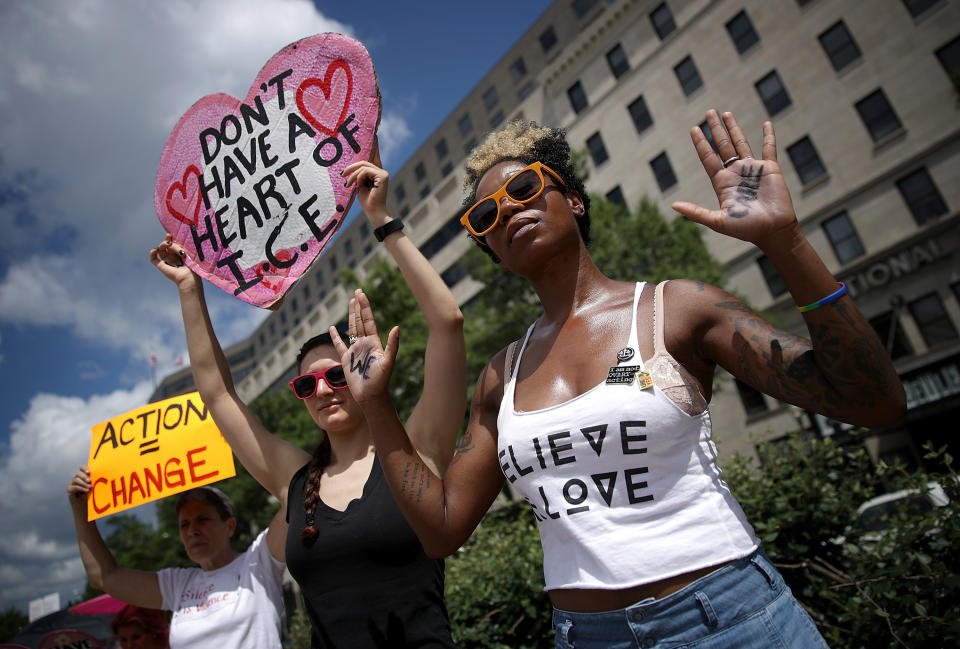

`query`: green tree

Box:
[0,605,29,643]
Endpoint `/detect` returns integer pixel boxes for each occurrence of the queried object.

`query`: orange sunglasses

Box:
[460,162,566,238]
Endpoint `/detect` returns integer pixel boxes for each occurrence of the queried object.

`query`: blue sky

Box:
[0,0,552,614]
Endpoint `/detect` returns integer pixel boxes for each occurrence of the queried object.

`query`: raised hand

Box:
[67,465,92,508]
[149,233,199,289]
[341,138,390,223]
[330,288,399,405]
[672,110,799,252]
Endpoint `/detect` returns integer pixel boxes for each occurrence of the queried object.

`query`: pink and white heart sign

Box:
[154,33,380,308]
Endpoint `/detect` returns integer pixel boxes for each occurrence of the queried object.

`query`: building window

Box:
[419,184,430,199]
[726,10,759,54]
[855,89,902,141]
[586,132,609,165]
[330,255,338,271]
[605,185,625,206]
[518,81,535,101]
[606,44,630,79]
[819,21,861,72]
[896,168,948,225]
[510,57,527,83]
[902,0,940,17]
[628,95,653,134]
[674,56,703,96]
[490,111,504,128]
[758,255,787,297]
[869,311,913,360]
[441,161,453,177]
[699,120,719,154]
[359,223,369,238]
[344,241,353,256]
[314,270,324,285]
[572,0,598,18]
[394,184,406,202]
[280,311,287,325]
[303,284,311,299]
[414,162,426,182]
[650,3,676,40]
[568,81,588,114]
[786,136,827,185]
[458,113,472,136]
[650,152,677,191]
[936,36,960,91]
[435,138,448,160]
[291,297,299,312]
[821,212,864,264]
[483,86,499,111]
[364,243,372,256]
[796,0,815,5]
[540,26,558,52]
[755,71,792,117]
[908,293,959,347]
[464,138,477,156]
[442,263,466,287]
[422,217,465,259]
[736,379,769,415]
[400,205,410,218]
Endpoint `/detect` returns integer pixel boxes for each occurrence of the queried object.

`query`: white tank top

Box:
[497,282,759,591]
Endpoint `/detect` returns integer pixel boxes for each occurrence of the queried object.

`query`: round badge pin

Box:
[617,347,635,362]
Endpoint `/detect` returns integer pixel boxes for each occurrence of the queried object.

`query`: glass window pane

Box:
[628,96,653,133]
[822,212,865,264]
[540,26,558,52]
[897,168,948,225]
[819,22,861,71]
[855,89,902,141]
[650,3,676,40]
[755,71,792,116]
[726,11,759,54]
[587,132,608,165]
[908,293,959,347]
[568,81,588,113]
[606,44,630,78]
[674,56,703,96]
[786,136,827,184]
[758,255,787,296]
[650,152,677,191]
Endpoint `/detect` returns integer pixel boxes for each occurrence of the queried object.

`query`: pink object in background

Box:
[69,593,128,616]
[154,33,381,308]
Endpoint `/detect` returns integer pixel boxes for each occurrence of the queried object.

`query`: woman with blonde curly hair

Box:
[331,110,905,648]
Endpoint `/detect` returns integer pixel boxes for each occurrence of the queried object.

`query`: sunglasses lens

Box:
[506,169,543,202]
[292,375,317,399]
[325,365,348,389]
[467,199,499,235]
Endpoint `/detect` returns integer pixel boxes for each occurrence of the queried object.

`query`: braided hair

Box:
[461,120,591,261]
[295,331,340,546]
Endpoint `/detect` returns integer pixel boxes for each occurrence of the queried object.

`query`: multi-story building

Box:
[154,0,960,468]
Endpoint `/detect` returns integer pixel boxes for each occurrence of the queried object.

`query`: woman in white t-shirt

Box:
[68,475,285,648]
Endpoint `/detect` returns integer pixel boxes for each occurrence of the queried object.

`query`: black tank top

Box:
[285,455,455,648]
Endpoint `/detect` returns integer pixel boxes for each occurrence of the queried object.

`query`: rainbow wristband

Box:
[797,282,847,312]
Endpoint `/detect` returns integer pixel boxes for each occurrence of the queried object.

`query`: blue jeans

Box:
[551,549,830,648]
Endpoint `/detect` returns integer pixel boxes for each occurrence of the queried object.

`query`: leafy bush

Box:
[725,434,960,649]
[445,503,552,649]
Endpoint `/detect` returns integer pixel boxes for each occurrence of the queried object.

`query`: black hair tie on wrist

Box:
[373,219,404,242]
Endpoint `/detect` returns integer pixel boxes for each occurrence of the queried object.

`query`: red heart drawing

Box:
[165,165,203,227]
[296,59,353,137]
[255,249,298,293]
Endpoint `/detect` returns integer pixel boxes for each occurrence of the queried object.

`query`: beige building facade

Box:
[155,0,960,467]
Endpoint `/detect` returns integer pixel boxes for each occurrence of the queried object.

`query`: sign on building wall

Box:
[154,33,381,308]
[87,392,235,520]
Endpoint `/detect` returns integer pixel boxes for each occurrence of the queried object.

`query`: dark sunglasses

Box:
[460,162,566,238]
[289,365,348,399]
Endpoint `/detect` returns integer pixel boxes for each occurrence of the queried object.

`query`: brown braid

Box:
[295,330,344,546]
[301,434,331,545]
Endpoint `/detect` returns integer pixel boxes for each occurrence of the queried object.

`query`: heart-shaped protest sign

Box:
[154,33,380,308]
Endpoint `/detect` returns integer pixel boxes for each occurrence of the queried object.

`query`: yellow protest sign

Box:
[87,391,235,521]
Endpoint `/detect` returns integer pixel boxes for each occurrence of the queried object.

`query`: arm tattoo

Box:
[726,164,762,219]
[717,299,896,417]
[449,431,475,467]
[348,349,374,379]
[399,460,432,502]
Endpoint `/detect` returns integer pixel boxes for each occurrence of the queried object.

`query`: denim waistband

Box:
[553,548,787,646]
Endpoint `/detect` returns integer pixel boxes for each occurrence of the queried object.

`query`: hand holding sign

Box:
[154,33,381,308]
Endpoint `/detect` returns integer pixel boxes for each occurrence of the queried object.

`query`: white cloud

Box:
[0,381,154,611]
[0,0,364,365]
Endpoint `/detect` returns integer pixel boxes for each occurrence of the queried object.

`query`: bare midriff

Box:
[548,561,730,613]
